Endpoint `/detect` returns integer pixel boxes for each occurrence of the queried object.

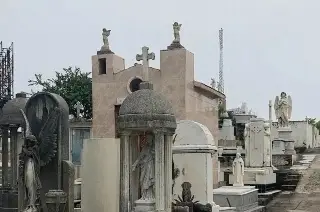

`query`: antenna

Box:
[218,28,224,93]
[0,41,14,108]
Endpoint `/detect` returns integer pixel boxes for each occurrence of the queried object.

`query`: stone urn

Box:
[45,190,67,212]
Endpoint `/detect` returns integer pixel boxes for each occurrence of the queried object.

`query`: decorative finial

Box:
[167,22,184,50]
[97,28,114,55]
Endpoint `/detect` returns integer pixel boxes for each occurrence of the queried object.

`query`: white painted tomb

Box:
[172,120,220,211]
[81,138,120,212]
[230,118,276,185]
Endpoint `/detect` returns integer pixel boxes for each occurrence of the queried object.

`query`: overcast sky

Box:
[1,0,319,120]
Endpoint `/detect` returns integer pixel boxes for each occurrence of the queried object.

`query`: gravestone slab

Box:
[213,186,263,211]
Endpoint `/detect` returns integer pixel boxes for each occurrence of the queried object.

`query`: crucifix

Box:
[136,46,155,82]
[74,101,84,118]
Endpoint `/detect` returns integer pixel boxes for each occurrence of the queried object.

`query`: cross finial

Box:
[136,46,155,82]
[74,101,84,118]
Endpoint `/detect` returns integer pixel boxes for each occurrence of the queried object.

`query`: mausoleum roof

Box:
[0,93,28,126]
[118,86,176,131]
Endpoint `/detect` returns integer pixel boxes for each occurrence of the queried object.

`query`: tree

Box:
[28,67,92,119]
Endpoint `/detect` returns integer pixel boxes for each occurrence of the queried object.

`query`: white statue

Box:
[173,22,182,43]
[274,92,292,128]
[102,28,111,49]
[132,135,155,200]
[232,153,244,187]
[210,78,216,88]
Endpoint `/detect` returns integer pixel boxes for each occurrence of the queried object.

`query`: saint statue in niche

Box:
[132,134,155,200]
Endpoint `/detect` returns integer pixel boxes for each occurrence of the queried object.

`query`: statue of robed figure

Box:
[132,135,155,200]
[232,153,244,187]
[274,92,292,128]
[19,107,60,212]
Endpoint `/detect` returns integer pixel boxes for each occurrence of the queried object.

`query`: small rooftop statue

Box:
[97,28,114,55]
[168,22,184,50]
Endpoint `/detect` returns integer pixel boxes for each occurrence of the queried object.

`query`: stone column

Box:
[120,131,131,212]
[10,126,18,189]
[154,130,165,211]
[164,133,173,212]
[2,126,9,187]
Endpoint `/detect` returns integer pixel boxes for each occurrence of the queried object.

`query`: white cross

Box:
[74,101,84,118]
[136,46,155,82]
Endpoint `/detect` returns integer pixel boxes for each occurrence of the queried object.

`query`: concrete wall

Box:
[271,121,320,148]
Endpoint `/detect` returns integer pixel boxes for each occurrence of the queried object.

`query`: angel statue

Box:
[19,107,60,212]
[173,22,182,43]
[274,92,292,128]
[132,134,155,200]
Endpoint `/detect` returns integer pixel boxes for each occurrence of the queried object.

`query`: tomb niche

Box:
[0,92,28,211]
[118,81,177,212]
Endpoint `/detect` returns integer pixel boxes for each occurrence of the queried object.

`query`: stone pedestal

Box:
[278,127,296,154]
[213,186,263,212]
[134,199,155,212]
[229,167,276,185]
[45,190,67,212]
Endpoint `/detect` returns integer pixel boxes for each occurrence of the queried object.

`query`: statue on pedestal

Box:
[274,92,292,128]
[232,153,244,187]
[173,22,182,43]
[102,28,111,50]
[132,136,155,200]
[168,22,184,50]
[19,107,60,212]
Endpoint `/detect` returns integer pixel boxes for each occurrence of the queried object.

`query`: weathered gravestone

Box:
[18,92,74,212]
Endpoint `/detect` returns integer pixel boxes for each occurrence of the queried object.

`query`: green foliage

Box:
[307,118,316,125]
[28,67,92,119]
[315,120,320,132]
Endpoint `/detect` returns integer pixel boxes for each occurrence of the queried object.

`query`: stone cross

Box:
[136,46,155,82]
[74,101,84,118]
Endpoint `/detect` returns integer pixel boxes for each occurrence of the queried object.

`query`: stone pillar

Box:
[9,126,18,189]
[120,131,131,212]
[164,133,173,212]
[154,130,165,211]
[2,126,9,187]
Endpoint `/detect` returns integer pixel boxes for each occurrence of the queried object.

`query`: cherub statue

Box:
[102,28,111,49]
[173,22,182,43]
[19,107,60,212]
[274,92,292,128]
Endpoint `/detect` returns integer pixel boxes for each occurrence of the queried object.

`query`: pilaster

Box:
[120,131,131,212]
[154,130,165,211]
